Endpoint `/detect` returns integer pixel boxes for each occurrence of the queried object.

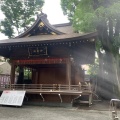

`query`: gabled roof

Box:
[0,13,98,47]
[16,13,64,38]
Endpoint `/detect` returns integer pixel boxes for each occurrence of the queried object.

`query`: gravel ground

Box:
[0,103,119,120]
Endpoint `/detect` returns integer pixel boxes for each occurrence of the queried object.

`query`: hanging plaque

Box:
[28,47,47,56]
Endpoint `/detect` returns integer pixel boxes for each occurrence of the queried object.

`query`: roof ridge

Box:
[15,13,64,38]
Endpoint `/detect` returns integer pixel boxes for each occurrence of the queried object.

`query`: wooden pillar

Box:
[10,63,15,84]
[66,59,71,90]
[32,69,39,84]
[17,66,24,84]
[31,69,34,84]
[35,71,39,84]
[38,70,41,84]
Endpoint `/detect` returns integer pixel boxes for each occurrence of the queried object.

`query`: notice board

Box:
[0,90,26,106]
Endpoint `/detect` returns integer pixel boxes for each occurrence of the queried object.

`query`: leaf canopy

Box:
[0,0,44,38]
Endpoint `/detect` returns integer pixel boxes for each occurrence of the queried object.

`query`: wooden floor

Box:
[0,83,93,105]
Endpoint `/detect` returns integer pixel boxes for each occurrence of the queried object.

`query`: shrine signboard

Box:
[0,90,26,106]
[28,47,47,56]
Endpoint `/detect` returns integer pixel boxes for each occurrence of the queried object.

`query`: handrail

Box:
[0,83,92,92]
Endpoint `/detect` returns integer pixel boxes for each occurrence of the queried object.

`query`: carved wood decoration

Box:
[13,58,68,65]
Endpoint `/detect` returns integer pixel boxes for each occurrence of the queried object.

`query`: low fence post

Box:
[88,82,91,91]
[59,84,61,91]
[78,82,81,91]
[10,84,11,90]
[23,84,25,90]
[40,84,42,91]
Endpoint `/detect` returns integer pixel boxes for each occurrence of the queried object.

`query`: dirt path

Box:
[0,105,117,120]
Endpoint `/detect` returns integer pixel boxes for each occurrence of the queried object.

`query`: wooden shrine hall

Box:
[0,13,97,105]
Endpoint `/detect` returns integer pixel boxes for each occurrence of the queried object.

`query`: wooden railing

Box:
[0,83,93,105]
[0,83,92,92]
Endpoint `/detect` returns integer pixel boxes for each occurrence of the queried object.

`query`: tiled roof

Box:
[0,32,97,45]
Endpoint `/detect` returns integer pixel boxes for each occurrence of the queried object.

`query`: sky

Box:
[0,0,69,40]
[43,0,69,24]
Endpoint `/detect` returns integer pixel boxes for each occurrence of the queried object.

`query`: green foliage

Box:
[61,0,120,97]
[61,0,80,21]
[61,0,120,52]
[24,69,32,79]
[0,0,44,38]
[0,18,14,38]
[87,58,99,77]
[95,39,103,52]
[16,67,31,79]
[112,36,120,56]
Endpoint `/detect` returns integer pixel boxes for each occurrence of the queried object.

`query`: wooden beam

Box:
[13,58,68,65]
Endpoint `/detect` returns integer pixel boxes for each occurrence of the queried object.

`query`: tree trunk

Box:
[97,50,120,99]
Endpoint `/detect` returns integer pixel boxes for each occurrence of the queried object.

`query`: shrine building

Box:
[0,13,97,105]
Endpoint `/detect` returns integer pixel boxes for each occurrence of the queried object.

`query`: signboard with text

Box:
[28,47,47,56]
[0,90,26,106]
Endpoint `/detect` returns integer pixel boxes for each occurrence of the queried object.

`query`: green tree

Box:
[61,0,120,99]
[0,0,44,38]
[87,58,99,78]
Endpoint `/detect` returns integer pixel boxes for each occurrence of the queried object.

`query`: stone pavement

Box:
[0,101,119,120]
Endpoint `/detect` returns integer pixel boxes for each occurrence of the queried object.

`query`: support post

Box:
[40,93,45,101]
[17,66,24,84]
[10,63,15,85]
[66,59,71,90]
[35,71,39,84]
[58,94,62,103]
[32,70,38,84]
